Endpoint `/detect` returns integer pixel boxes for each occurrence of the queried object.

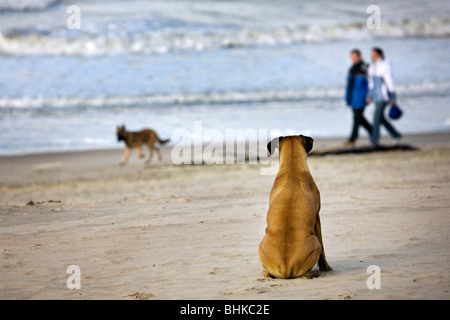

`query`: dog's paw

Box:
[302,269,322,278]
[262,268,272,278]
[319,264,333,272]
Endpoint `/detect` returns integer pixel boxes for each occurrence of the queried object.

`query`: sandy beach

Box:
[1,132,449,300]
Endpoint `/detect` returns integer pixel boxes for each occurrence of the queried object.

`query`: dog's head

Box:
[116,125,126,142]
[267,135,314,156]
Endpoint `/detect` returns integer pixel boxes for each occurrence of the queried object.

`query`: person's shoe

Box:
[393,136,402,146]
[343,141,355,148]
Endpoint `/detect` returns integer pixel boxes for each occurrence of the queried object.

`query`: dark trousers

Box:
[349,108,372,142]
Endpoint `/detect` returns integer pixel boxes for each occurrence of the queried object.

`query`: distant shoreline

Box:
[1,130,449,160]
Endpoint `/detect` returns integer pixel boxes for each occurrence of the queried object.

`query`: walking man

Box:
[344,49,372,147]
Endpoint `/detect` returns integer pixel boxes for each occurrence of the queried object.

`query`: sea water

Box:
[0,0,449,155]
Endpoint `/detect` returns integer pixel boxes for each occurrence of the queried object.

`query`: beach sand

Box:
[1,132,449,300]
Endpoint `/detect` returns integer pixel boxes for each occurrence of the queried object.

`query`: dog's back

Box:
[258,135,328,279]
[117,127,154,147]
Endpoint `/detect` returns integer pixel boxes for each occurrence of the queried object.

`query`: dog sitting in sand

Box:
[258,135,332,279]
[116,125,170,165]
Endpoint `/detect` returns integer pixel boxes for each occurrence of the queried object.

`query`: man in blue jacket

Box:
[344,49,372,147]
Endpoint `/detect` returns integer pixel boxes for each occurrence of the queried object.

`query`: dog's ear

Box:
[267,137,283,156]
[301,135,314,154]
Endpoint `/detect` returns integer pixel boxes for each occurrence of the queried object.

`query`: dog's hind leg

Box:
[156,147,163,162]
[145,146,154,165]
[137,144,145,159]
[315,215,332,272]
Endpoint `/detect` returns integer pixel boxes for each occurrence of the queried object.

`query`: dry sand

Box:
[0,132,449,300]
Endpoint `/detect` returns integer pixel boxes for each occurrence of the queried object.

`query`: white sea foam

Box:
[0,0,58,12]
[1,81,448,110]
[1,17,449,57]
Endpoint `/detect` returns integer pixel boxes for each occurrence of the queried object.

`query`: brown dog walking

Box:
[258,135,332,278]
[116,125,170,165]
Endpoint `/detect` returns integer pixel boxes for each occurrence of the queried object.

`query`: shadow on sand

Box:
[309,144,418,157]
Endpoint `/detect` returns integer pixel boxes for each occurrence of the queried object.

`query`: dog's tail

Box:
[157,136,170,145]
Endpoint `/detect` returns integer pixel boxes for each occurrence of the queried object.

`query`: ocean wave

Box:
[0,17,449,56]
[1,81,449,110]
[0,0,59,12]
[0,89,331,109]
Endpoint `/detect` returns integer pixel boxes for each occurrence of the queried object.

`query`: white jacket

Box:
[367,58,396,102]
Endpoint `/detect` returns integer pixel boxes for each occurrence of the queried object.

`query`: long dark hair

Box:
[372,47,385,59]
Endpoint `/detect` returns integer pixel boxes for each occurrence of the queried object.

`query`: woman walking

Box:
[366,47,402,147]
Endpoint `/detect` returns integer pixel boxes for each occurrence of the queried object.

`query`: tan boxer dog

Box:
[258,135,332,279]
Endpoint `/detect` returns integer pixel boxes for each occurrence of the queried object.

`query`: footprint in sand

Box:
[125,292,155,300]
[413,275,443,283]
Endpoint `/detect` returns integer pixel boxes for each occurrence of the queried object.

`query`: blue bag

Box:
[388,104,403,120]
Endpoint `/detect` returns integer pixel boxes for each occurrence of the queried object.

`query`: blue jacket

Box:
[345,61,369,109]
